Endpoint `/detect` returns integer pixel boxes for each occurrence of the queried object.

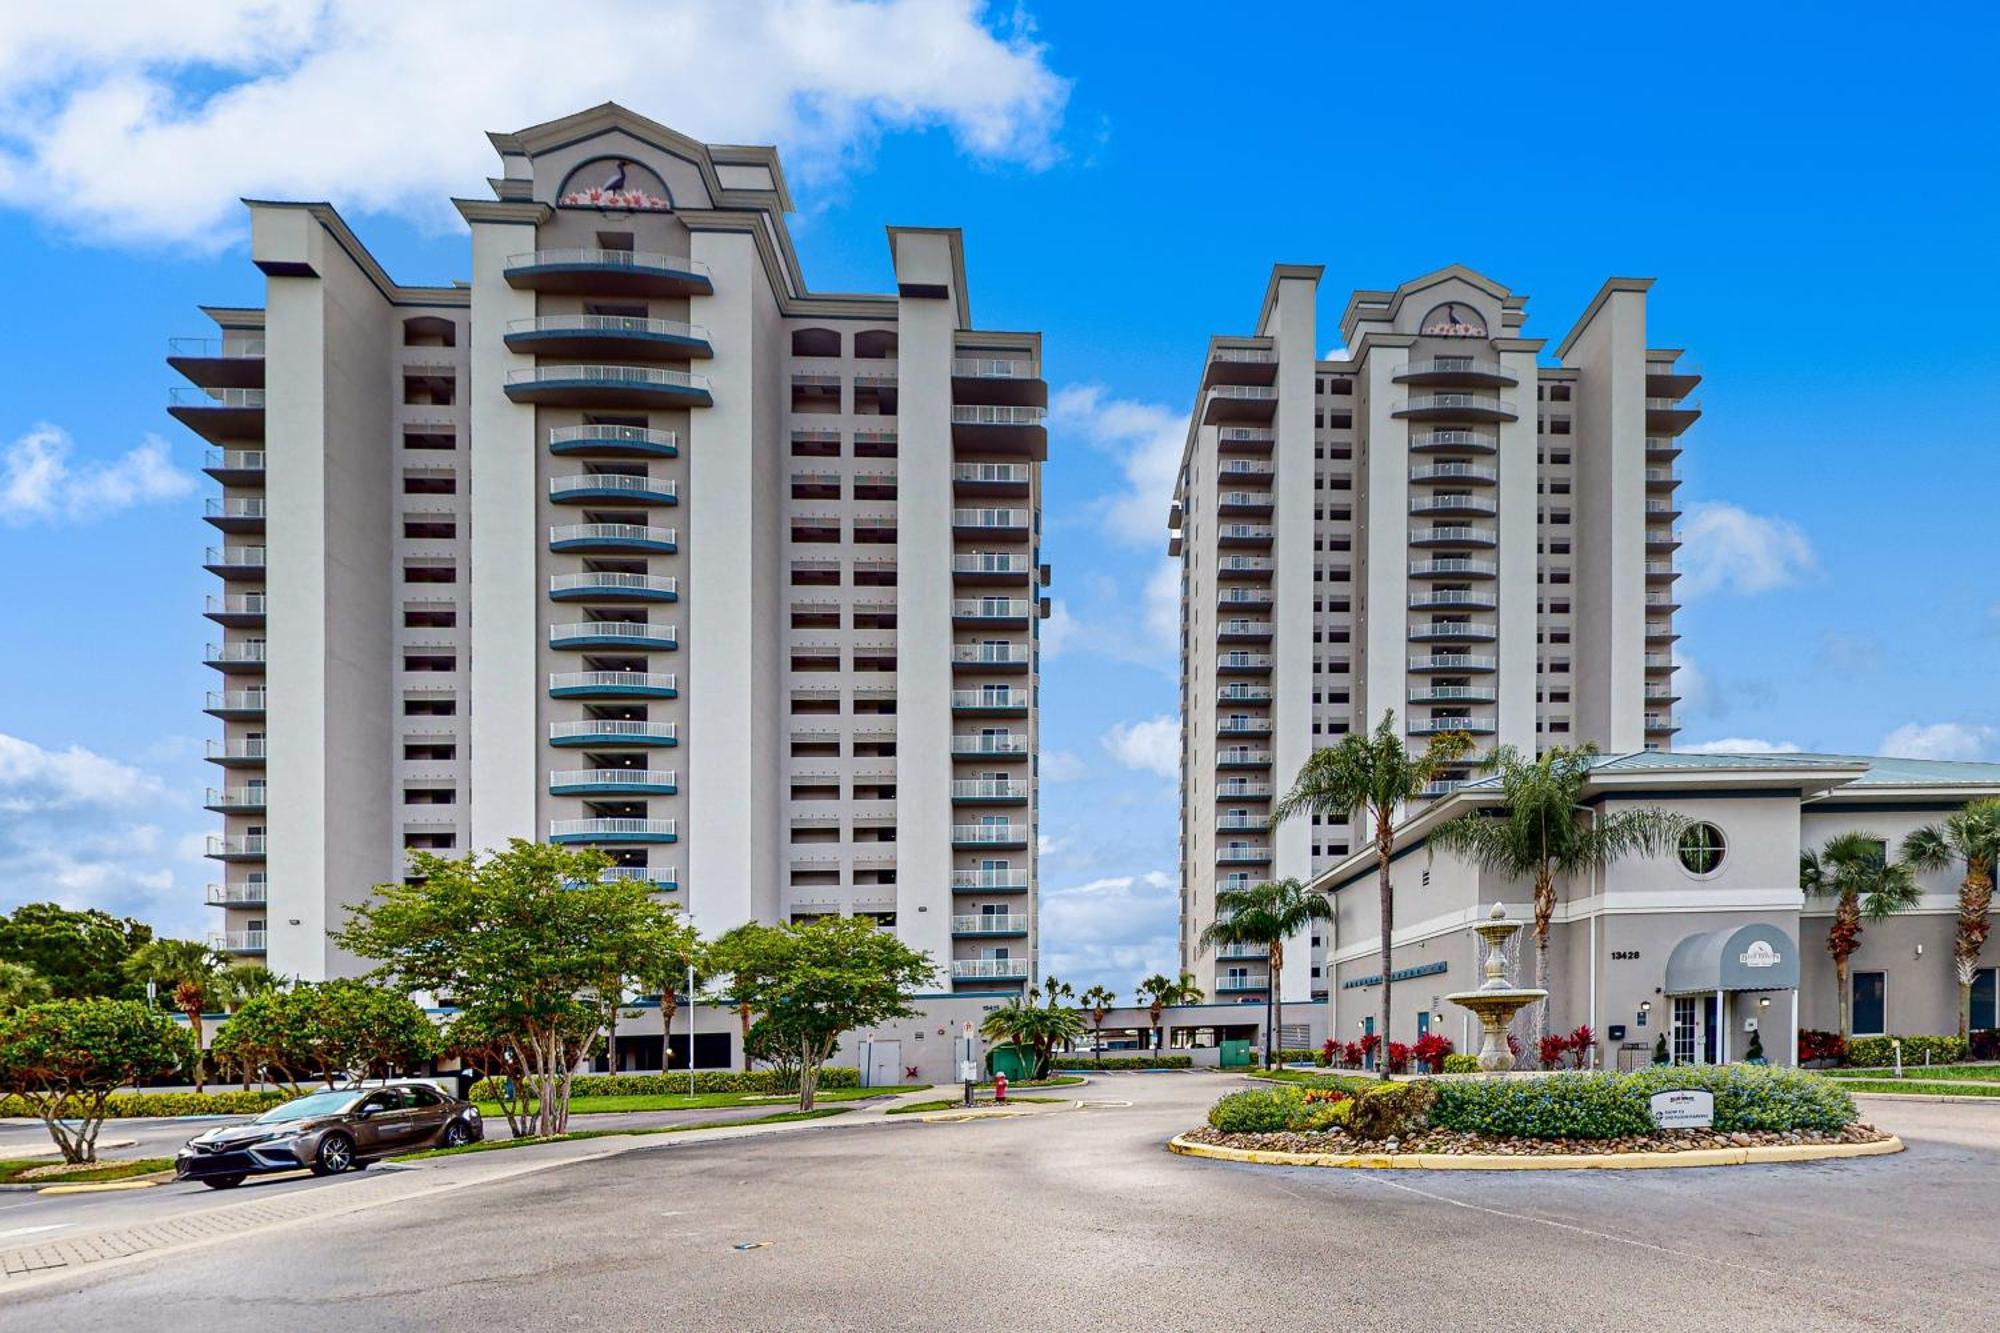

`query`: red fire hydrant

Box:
[994,1073,1008,1104]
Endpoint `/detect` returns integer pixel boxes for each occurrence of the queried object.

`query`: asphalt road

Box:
[5,1075,1998,1332]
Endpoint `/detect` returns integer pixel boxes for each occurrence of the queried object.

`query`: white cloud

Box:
[1878,723,1999,763]
[1037,872,1179,1001]
[1677,738,1803,755]
[1040,750,1088,783]
[1321,345,1351,361]
[1038,556,1179,673]
[0,424,193,526]
[1101,715,1180,779]
[1677,501,1816,598]
[0,0,1070,249]
[1048,383,1186,547]
[0,733,205,932]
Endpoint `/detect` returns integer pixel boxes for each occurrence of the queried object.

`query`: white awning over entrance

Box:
[1663,922,1800,996]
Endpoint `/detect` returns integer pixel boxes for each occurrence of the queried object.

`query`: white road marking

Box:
[0,1224,73,1239]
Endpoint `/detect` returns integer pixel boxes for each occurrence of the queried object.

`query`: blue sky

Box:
[0,2,1995,1002]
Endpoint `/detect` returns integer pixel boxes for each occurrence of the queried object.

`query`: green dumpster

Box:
[1219,1039,1254,1069]
[986,1043,1035,1082]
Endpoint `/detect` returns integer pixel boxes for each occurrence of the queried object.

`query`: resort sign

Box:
[1739,940,1782,969]
[1420,302,1486,338]
[1649,1089,1715,1130]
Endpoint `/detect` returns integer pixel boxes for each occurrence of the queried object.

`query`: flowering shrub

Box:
[1318,1039,1338,1068]
[1412,1033,1455,1073]
[1301,1087,1351,1106]
[1387,1041,1412,1074]
[1537,1035,1569,1070]
[1798,1029,1846,1066]
[1972,1030,2000,1061]
[1537,1026,1599,1070]
[1431,1066,1858,1140]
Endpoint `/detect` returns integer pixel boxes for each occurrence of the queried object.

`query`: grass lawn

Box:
[0,1157,174,1185]
[884,1095,1068,1116]
[1825,1065,2000,1082]
[1838,1079,2000,1097]
[472,1084,927,1119]
[981,1075,1086,1089]
[392,1107,849,1161]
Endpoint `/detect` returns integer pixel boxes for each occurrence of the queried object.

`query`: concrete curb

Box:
[1167,1133,1906,1171]
[1845,1090,2000,1104]
[32,1172,176,1196]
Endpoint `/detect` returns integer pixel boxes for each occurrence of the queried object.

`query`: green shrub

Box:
[1432,1067,1858,1141]
[1845,1035,1968,1068]
[465,1068,858,1101]
[1207,1087,1305,1133]
[1345,1080,1437,1140]
[1273,1048,1317,1065]
[1055,1055,1193,1071]
[0,1088,291,1119]
[1441,1053,1481,1075]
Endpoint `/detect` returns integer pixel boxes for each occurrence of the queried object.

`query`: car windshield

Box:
[255,1091,364,1123]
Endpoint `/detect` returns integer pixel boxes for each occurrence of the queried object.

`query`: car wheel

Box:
[201,1174,246,1190]
[310,1132,356,1176]
[443,1119,473,1148]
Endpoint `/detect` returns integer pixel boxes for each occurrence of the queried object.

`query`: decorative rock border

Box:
[1168,1133,1905,1171]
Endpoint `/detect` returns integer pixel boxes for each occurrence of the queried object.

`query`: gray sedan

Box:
[174,1082,482,1188]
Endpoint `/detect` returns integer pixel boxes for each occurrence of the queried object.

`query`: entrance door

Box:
[1672,996,1697,1065]
[866,1040,900,1088]
[1702,996,1719,1065]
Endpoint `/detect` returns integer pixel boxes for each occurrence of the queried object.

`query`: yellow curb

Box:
[1167,1133,1905,1171]
[34,1170,176,1196]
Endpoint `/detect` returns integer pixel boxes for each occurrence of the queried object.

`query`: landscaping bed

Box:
[1181,1122,1892,1157]
[0,1156,173,1185]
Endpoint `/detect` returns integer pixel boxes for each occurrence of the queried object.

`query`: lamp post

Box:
[687,960,696,1097]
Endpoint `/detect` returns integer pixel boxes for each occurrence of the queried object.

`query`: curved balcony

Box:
[548,571,679,602]
[952,913,1030,937]
[169,386,265,443]
[205,738,268,767]
[547,719,678,748]
[1409,590,1497,611]
[951,778,1028,803]
[549,522,678,554]
[504,248,712,297]
[1392,394,1518,422]
[950,405,1048,457]
[1410,621,1499,642]
[206,882,267,907]
[505,315,711,359]
[509,365,712,409]
[952,823,1029,849]
[548,621,677,651]
[547,424,679,458]
[549,817,678,844]
[206,835,267,862]
[548,767,678,796]
[1202,383,1278,424]
[1409,463,1497,485]
[1409,654,1498,673]
[951,643,1031,672]
[1409,525,1497,548]
[1410,685,1496,704]
[1393,359,1518,387]
[1409,429,1498,453]
[952,869,1030,894]
[1411,717,1497,736]
[549,670,678,699]
[548,473,678,505]
[951,688,1029,714]
[1410,558,1496,579]
[1410,494,1498,517]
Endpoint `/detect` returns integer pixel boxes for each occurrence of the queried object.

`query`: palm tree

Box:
[0,960,51,1012]
[1078,985,1117,1058]
[1198,878,1332,1067]
[648,936,710,1075]
[1802,832,1922,1038]
[1275,711,1473,1079]
[979,987,1084,1080]
[1427,744,1688,1048]
[1903,798,2000,1039]
[218,965,284,1011]
[122,938,227,1093]
[1137,971,1202,1053]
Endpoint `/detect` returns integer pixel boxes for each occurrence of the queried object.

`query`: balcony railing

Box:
[1410,558,1497,577]
[506,248,711,284]
[1410,685,1496,703]
[548,670,678,696]
[547,622,677,648]
[206,497,266,521]
[213,931,268,953]
[1409,463,1498,483]
[206,593,268,618]
[548,768,677,791]
[1393,394,1517,417]
[953,869,1030,891]
[951,507,1030,529]
[951,688,1029,709]
[1411,718,1497,735]
[170,387,265,409]
[1215,944,1268,961]
[1215,972,1271,992]
[1217,782,1273,798]
[205,690,268,712]
[549,571,679,598]
[951,778,1028,800]
[952,598,1033,619]
[1218,685,1272,702]
[952,553,1031,576]
[205,643,267,664]
[547,423,679,454]
[953,462,1032,485]
[204,787,266,809]
[1410,621,1499,640]
[1216,815,1267,831]
[950,959,1031,982]
[1411,525,1496,545]
[206,738,268,761]
[952,914,1030,933]
[951,644,1031,666]
[1208,384,1277,402]
[1410,654,1498,671]
[205,546,267,569]
[1218,718,1273,734]
[952,358,1040,379]
[170,337,266,359]
[548,473,679,502]
[1410,495,1499,515]
[950,734,1028,756]
[506,314,709,345]
[207,835,267,858]
[548,719,677,744]
[1411,429,1497,451]
[951,405,1046,427]
[549,522,678,550]
[1218,523,1275,541]
[205,883,267,906]
[549,817,677,841]
[1409,590,1496,609]
[952,824,1028,844]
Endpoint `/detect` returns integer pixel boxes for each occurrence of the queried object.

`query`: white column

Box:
[1359,350,1410,743]
[1494,346,1539,754]
[1267,273,1317,1007]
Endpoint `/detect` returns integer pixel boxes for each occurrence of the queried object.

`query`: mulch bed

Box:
[1182,1122,1894,1156]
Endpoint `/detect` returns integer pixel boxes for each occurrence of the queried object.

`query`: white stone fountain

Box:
[1445,903,1548,1073]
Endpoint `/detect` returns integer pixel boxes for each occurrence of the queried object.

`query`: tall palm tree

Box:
[1079,985,1117,1058]
[1427,744,1688,1048]
[1198,878,1333,1066]
[1802,832,1922,1038]
[1275,711,1473,1079]
[0,960,51,1012]
[1903,798,2000,1039]
[122,938,227,1093]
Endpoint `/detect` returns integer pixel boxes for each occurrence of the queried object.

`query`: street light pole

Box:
[687,960,696,1098]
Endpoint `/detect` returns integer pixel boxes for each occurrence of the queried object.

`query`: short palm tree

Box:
[1903,798,2000,1039]
[1136,971,1203,1052]
[1802,832,1922,1038]
[218,965,285,1011]
[122,938,227,1092]
[1275,711,1472,1078]
[980,987,1084,1080]
[1427,744,1688,1049]
[0,960,51,1012]
[1199,878,1332,1067]
[1078,985,1117,1058]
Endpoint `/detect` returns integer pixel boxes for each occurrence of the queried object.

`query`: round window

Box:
[1677,823,1726,876]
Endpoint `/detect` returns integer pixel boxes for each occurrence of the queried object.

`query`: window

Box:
[1970,967,1996,1032]
[1676,822,1726,876]
[1852,971,1887,1037]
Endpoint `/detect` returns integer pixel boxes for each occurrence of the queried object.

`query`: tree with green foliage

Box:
[219,965,286,1011]
[1078,985,1117,1057]
[1802,832,1922,1038]
[713,916,935,1110]
[0,960,52,1012]
[122,938,228,1092]
[209,979,435,1091]
[1274,711,1474,1079]
[980,984,1084,1080]
[1427,744,1689,1049]
[334,840,685,1136]
[0,902,153,1000]
[0,998,195,1162]
[440,1007,536,1138]
[1903,798,2000,1039]
[636,922,707,1076]
[1199,878,1333,1067]
[1136,971,1203,1053]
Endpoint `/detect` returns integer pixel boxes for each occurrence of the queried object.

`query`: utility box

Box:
[1219,1040,1254,1069]
[986,1044,1035,1082]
